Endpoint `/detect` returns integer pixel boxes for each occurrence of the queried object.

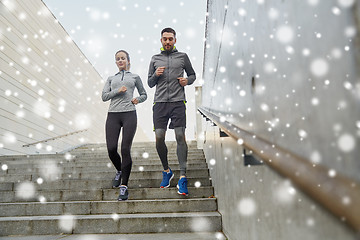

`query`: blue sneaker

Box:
[177,177,189,196]
[160,168,174,188]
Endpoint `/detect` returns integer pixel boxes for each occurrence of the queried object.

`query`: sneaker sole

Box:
[118,197,128,201]
[118,193,129,201]
[177,184,189,196]
[160,173,174,188]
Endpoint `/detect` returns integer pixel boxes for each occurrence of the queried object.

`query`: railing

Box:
[198,106,360,233]
[22,129,88,147]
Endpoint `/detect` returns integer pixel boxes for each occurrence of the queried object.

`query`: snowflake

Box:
[58,215,76,232]
[238,197,257,216]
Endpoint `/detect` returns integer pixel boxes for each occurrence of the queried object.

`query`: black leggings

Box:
[105,111,137,186]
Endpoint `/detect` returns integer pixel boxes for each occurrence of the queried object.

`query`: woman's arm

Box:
[102,77,122,101]
[134,75,147,103]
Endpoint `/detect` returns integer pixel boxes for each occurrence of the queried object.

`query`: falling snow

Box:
[337,133,356,152]
[238,197,257,216]
[190,217,212,232]
[142,152,149,159]
[39,160,63,181]
[1,164,8,171]
[276,25,294,44]
[0,0,359,238]
[15,181,36,200]
[58,215,76,232]
[274,180,297,204]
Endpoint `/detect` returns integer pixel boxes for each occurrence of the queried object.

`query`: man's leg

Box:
[153,103,174,188]
[155,128,169,171]
[171,102,189,195]
[174,127,188,177]
[155,128,174,188]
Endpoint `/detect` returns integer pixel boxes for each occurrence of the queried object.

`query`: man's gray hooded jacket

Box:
[148,47,196,102]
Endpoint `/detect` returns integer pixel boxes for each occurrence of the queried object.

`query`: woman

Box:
[102,50,147,201]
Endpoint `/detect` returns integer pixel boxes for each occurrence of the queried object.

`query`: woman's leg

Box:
[105,113,122,171]
[120,111,137,186]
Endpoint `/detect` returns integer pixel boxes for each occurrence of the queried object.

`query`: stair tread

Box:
[0,198,217,205]
[0,232,226,240]
[0,211,221,221]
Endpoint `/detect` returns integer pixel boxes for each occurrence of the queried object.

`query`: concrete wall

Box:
[202,125,354,240]
[0,0,148,155]
[201,0,360,239]
[202,0,360,181]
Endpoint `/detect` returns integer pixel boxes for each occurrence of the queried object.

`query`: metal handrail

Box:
[198,106,360,232]
[22,129,88,147]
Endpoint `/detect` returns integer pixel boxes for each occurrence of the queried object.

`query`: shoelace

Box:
[114,172,121,180]
[120,187,127,195]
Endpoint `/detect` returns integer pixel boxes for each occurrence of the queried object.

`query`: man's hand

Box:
[178,77,188,87]
[131,98,139,105]
[118,86,127,93]
[155,66,165,76]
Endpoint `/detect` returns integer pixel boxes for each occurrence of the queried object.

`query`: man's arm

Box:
[147,57,160,88]
[184,53,196,85]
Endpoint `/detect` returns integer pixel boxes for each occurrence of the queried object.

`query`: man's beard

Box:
[164,45,173,52]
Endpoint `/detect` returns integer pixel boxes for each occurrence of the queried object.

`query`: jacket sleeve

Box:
[184,53,196,85]
[134,75,147,103]
[101,77,119,102]
[147,56,160,88]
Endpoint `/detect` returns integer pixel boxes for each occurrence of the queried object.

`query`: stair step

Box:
[0,157,207,165]
[0,212,222,236]
[0,186,215,202]
[75,141,199,149]
[0,177,212,194]
[72,153,204,158]
[11,175,209,188]
[1,163,208,172]
[0,150,203,161]
[71,146,203,152]
[0,198,218,217]
[1,169,210,182]
[0,232,227,240]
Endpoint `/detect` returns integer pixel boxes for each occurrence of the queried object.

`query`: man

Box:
[148,27,196,196]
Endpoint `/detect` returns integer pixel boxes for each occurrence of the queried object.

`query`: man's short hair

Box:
[161,27,176,37]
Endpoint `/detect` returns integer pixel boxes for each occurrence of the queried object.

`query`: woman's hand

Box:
[131,98,139,105]
[118,86,127,93]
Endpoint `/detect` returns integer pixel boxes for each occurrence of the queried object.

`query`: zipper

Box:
[167,54,170,101]
[121,70,124,81]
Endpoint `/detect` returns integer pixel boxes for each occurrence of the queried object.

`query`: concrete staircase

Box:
[0,141,226,239]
